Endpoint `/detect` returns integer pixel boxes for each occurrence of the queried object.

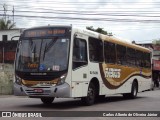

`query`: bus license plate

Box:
[34,89,43,93]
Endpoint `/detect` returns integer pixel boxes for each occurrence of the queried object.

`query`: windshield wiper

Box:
[43,43,47,61]
[28,39,37,62]
[42,38,58,61]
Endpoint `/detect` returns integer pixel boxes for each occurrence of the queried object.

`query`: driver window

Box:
[73,38,88,69]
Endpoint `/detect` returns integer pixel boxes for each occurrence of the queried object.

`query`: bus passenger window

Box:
[104,41,116,64]
[136,51,143,67]
[116,45,127,65]
[73,38,88,69]
[126,48,136,66]
[145,53,151,68]
[89,37,103,62]
[143,52,151,68]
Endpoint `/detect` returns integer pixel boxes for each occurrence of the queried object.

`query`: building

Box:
[0,29,21,63]
[0,29,21,41]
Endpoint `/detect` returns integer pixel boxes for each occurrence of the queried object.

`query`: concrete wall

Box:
[0,63,14,95]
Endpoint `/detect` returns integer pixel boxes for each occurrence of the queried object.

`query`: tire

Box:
[97,95,106,102]
[123,93,130,99]
[151,80,154,91]
[123,81,138,99]
[41,97,55,104]
[81,83,96,106]
[130,81,138,99]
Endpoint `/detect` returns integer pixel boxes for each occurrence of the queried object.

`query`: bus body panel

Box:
[99,63,151,94]
[14,83,27,96]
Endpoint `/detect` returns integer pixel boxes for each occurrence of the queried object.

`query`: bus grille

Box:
[24,87,51,96]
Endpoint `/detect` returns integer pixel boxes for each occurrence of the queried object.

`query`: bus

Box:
[14,25,152,105]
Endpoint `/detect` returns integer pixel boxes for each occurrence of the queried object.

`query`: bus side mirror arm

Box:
[11,36,20,41]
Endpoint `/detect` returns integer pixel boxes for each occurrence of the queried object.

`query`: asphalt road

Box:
[0,88,160,120]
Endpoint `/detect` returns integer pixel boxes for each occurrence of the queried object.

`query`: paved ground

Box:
[0,87,160,120]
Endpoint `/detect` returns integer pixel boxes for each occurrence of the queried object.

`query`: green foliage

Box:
[86,26,113,36]
[0,19,16,30]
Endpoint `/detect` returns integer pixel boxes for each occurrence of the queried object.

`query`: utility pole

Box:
[2,4,7,63]
[12,6,14,23]
[3,4,7,22]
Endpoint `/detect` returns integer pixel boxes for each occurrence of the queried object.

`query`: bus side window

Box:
[89,37,103,62]
[146,53,151,68]
[73,38,88,69]
[104,41,116,64]
[126,48,136,66]
[143,52,151,68]
[116,45,127,65]
[136,51,144,67]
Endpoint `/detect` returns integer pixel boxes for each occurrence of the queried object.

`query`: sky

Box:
[0,0,160,43]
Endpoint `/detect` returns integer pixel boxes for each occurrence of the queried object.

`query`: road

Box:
[0,88,160,120]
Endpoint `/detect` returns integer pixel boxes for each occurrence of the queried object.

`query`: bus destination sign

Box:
[24,28,66,37]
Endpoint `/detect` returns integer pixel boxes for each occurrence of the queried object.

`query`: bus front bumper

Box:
[14,83,70,98]
[14,83,27,96]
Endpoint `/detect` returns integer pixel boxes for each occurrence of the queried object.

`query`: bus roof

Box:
[99,34,151,53]
[73,27,150,53]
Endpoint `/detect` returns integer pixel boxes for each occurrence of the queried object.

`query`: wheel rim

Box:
[88,87,94,101]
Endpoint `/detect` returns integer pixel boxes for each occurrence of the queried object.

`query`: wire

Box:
[1,1,160,36]
[2,1,160,4]
[0,10,160,18]
[0,14,159,23]
[2,9,160,14]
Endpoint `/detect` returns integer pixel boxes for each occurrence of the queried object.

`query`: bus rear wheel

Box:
[123,81,138,99]
[130,81,138,98]
[81,83,96,106]
[41,97,55,104]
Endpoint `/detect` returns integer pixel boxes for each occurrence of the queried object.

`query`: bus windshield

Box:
[16,37,70,72]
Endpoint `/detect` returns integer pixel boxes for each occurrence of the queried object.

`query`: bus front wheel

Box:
[81,83,96,106]
[41,97,55,104]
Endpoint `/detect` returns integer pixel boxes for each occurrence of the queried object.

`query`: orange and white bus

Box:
[14,25,152,105]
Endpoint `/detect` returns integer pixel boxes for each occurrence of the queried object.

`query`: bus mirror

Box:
[11,36,20,41]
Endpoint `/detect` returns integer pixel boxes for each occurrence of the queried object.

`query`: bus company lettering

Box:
[105,68,121,78]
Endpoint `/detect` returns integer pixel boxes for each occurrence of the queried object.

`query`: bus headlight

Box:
[57,75,66,85]
[15,76,22,85]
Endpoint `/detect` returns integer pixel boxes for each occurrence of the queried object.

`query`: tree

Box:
[0,18,16,30]
[86,26,113,36]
